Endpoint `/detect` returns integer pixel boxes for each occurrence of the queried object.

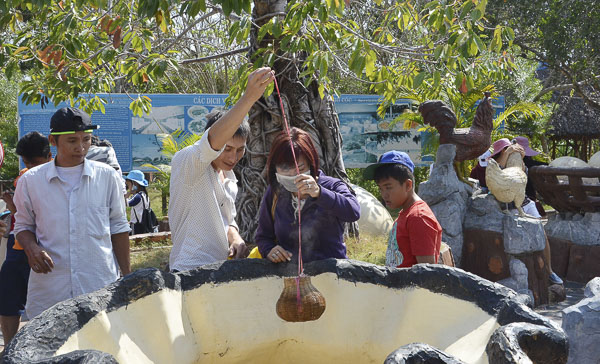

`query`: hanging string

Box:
[272,72,305,311]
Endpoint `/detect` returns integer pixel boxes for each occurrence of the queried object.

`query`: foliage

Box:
[487,0,600,110]
[346,167,380,200]
[0,75,19,181]
[0,0,518,117]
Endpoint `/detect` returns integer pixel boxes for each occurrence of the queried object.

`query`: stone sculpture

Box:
[418,92,494,163]
[485,155,528,217]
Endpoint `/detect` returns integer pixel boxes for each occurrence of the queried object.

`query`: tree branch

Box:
[163,9,219,53]
[179,47,250,64]
[534,76,600,101]
[254,12,286,23]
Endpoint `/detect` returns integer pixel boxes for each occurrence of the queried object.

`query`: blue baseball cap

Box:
[363,151,415,180]
[125,170,148,187]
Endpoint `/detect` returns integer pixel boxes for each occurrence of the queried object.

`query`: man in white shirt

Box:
[14,107,131,318]
[169,67,274,271]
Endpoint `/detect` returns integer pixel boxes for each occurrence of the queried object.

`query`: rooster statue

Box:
[485,151,528,217]
[418,92,494,181]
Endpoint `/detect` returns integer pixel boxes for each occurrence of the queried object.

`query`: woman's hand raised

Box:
[295,174,320,198]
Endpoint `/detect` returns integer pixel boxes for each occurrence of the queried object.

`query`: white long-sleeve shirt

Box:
[13,159,130,318]
[168,130,238,272]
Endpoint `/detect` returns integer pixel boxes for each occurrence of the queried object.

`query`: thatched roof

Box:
[548,96,600,138]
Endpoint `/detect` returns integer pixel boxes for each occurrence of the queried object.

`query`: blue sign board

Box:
[18,93,504,171]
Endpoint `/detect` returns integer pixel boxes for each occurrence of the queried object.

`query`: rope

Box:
[272,72,304,312]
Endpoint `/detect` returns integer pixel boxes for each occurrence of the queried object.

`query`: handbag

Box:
[132,194,158,235]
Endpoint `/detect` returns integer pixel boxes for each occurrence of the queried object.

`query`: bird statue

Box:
[485,152,528,217]
[418,92,494,182]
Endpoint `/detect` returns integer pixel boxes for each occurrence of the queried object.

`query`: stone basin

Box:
[3,259,568,364]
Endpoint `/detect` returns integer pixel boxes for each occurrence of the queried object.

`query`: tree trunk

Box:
[234,0,356,242]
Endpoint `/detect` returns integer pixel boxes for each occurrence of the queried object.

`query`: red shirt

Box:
[395,200,442,268]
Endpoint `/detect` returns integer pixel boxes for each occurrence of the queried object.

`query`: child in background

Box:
[124,170,151,235]
[364,151,442,268]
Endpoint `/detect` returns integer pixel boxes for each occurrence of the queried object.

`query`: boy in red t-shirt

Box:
[364,151,442,268]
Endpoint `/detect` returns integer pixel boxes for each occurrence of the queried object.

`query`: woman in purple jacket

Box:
[255,128,360,264]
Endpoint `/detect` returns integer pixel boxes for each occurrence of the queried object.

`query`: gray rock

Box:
[429,198,465,237]
[562,288,600,363]
[497,259,531,307]
[428,198,465,265]
[584,277,600,298]
[549,284,566,303]
[545,212,600,246]
[516,289,534,308]
[419,145,463,206]
[509,258,529,290]
[487,322,569,364]
[385,343,466,364]
[464,194,505,233]
[497,278,519,291]
[497,259,529,292]
[419,144,469,266]
[503,215,546,254]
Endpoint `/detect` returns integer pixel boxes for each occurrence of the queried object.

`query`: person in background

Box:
[513,136,548,217]
[471,138,563,285]
[168,67,274,271]
[364,151,442,268]
[255,128,360,263]
[86,135,122,173]
[13,107,131,319]
[124,170,151,235]
[0,132,52,348]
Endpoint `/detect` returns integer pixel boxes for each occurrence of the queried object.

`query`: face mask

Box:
[276,172,310,193]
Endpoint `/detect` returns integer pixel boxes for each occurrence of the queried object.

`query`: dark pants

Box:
[0,235,31,316]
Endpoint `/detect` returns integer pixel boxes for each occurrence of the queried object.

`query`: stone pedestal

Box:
[419,144,471,266]
[463,193,550,306]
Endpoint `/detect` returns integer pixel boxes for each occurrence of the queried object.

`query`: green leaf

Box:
[263,82,274,97]
[470,8,482,22]
[413,71,427,88]
[131,36,143,52]
[433,71,441,89]
[318,83,325,99]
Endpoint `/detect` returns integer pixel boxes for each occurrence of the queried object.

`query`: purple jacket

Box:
[255,170,360,263]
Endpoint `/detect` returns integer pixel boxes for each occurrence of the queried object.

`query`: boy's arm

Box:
[416,255,437,264]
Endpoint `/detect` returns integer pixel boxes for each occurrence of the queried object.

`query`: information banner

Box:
[18,94,504,172]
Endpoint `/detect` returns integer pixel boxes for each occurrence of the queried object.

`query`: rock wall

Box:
[546,213,600,283]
